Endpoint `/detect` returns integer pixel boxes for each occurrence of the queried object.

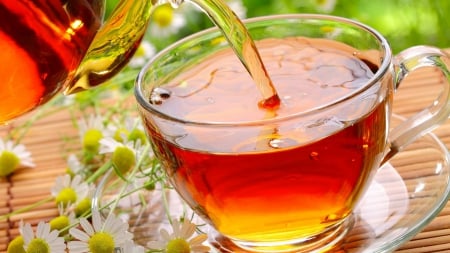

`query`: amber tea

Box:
[141,37,388,243]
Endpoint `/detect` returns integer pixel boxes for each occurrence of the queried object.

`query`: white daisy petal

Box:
[50,176,63,196]
[124,239,145,253]
[13,144,25,153]
[99,137,121,154]
[36,221,48,238]
[102,212,115,231]
[71,175,82,188]
[62,174,71,187]
[92,210,103,232]
[147,241,166,250]
[67,241,89,253]
[160,228,171,241]
[46,230,61,244]
[109,218,128,236]
[50,237,67,252]
[189,234,208,245]
[67,154,83,174]
[180,220,196,238]
[22,223,34,244]
[191,244,211,252]
[172,219,181,237]
[4,141,11,149]
[70,227,90,241]
[80,218,95,236]
[115,231,134,246]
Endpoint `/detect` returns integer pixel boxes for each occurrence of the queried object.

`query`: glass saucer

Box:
[94,115,450,252]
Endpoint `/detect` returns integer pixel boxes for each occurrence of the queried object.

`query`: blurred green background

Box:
[105,0,450,54]
[242,0,450,53]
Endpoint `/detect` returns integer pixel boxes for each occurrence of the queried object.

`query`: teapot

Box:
[0,0,182,124]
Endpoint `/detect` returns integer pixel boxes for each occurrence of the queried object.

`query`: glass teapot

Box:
[0,0,184,124]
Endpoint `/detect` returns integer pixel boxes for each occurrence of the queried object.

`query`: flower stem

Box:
[0,196,54,221]
[86,160,113,184]
[10,96,66,144]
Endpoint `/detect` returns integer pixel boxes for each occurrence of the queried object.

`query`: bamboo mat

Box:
[1,51,450,252]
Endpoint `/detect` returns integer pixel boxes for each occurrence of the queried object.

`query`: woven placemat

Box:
[1,52,449,252]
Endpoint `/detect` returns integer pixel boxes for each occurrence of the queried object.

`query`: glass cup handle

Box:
[382,46,450,164]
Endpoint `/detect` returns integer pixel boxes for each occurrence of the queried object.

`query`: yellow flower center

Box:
[134,45,147,57]
[153,4,174,28]
[26,238,50,253]
[7,236,25,253]
[112,146,136,174]
[75,198,91,217]
[0,151,20,177]
[128,129,147,145]
[83,129,103,153]
[55,187,77,207]
[89,232,115,253]
[166,238,191,253]
[50,215,70,235]
[113,128,129,143]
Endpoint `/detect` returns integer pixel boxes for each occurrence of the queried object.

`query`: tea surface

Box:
[152,37,376,122]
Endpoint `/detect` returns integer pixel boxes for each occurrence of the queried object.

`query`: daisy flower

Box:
[66,154,84,177]
[21,221,66,253]
[128,40,156,68]
[147,218,210,253]
[149,3,186,38]
[78,114,107,153]
[0,139,34,177]
[67,209,133,253]
[51,174,89,208]
[106,116,147,145]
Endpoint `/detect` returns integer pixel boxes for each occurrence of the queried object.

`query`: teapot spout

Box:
[65,0,156,94]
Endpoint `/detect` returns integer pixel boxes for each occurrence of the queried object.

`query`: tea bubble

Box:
[149,87,172,105]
